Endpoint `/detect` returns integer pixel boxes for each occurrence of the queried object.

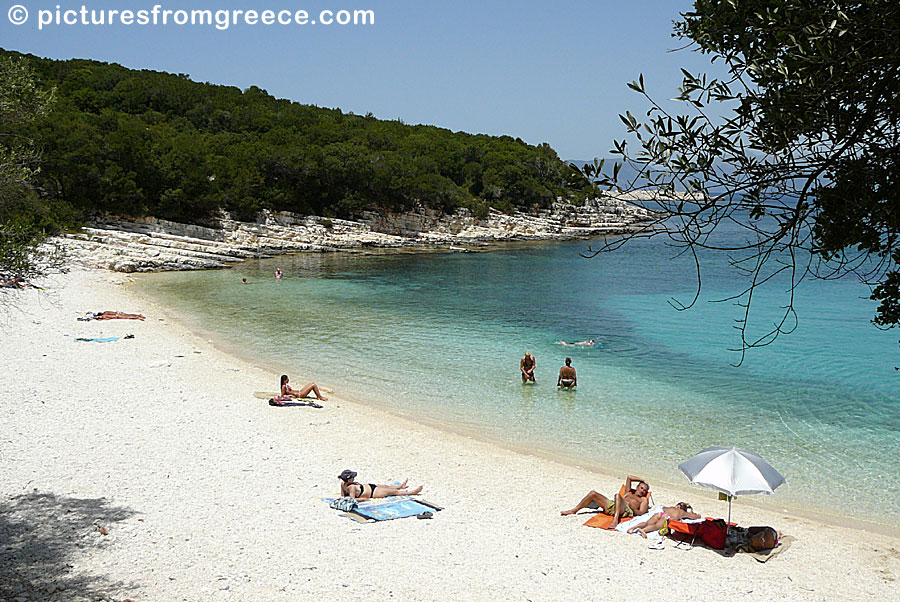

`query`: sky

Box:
[1,0,725,160]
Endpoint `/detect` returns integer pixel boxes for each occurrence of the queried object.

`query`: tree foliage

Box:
[585,0,900,362]
[0,55,65,285]
[0,49,591,227]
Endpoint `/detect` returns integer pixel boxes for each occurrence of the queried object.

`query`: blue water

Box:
[135,233,900,521]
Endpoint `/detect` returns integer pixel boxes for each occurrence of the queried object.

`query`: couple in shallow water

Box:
[520,351,578,389]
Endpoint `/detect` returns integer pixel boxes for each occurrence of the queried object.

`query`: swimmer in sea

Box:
[556,339,597,347]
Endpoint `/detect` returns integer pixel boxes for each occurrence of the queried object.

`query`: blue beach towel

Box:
[323,495,440,521]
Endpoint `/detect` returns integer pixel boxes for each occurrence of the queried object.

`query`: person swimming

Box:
[556,339,599,347]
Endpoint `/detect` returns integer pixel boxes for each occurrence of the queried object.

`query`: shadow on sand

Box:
[0,491,137,601]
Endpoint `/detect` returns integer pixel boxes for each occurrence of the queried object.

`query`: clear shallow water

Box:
[135,235,900,521]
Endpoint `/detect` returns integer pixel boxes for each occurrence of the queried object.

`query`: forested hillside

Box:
[5,49,590,224]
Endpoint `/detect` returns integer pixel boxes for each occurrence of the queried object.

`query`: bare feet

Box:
[639,529,648,539]
[408,486,423,495]
[560,509,577,516]
[399,478,408,489]
[318,395,328,401]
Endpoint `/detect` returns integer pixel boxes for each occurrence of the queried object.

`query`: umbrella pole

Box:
[727,496,732,527]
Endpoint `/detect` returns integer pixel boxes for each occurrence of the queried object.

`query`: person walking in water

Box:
[520,350,536,383]
[274,268,283,279]
[557,357,577,389]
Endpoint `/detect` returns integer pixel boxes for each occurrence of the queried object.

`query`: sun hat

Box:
[338,469,357,481]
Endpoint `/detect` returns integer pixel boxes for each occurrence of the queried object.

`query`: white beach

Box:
[2,269,899,601]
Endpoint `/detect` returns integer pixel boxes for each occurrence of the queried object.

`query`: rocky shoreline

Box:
[57,194,658,272]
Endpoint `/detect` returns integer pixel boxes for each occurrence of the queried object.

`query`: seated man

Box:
[561,475,650,528]
[557,357,577,389]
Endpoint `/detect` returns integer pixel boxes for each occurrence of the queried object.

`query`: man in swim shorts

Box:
[561,475,651,528]
[520,350,536,383]
[557,357,577,389]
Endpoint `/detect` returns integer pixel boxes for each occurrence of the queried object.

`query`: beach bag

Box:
[698,518,728,550]
[329,497,358,512]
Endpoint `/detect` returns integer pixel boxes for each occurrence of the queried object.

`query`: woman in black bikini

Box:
[338,469,423,499]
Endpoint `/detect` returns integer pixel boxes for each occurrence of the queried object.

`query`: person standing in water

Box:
[520,350,536,383]
[274,268,283,280]
[557,357,577,389]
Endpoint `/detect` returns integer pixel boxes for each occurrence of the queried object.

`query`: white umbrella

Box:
[678,446,786,524]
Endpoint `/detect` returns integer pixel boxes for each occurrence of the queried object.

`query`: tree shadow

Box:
[0,491,137,601]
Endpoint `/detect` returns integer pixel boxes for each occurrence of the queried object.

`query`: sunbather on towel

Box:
[627,502,700,538]
[338,469,423,499]
[561,475,650,527]
[88,311,145,321]
[280,374,327,401]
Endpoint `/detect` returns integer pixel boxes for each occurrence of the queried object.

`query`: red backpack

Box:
[698,519,728,550]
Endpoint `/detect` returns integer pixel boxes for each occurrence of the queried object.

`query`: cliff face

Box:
[58,196,658,272]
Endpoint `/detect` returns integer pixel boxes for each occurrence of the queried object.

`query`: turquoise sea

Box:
[135,229,900,523]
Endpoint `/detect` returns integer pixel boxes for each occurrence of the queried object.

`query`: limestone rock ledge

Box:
[57,196,657,272]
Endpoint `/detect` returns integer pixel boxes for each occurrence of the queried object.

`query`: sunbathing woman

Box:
[627,502,700,538]
[90,311,145,321]
[338,469,423,499]
[280,374,327,401]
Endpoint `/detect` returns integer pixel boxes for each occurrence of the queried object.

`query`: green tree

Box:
[0,55,64,286]
[592,0,900,363]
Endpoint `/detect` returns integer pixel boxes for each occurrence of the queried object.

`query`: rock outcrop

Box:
[58,195,658,272]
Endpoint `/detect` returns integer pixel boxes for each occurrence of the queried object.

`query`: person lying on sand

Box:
[280,374,327,401]
[338,469,423,499]
[520,350,536,383]
[1,276,30,289]
[627,502,700,538]
[561,475,650,528]
[84,311,146,321]
[557,357,577,389]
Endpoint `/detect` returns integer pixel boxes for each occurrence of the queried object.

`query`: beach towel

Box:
[74,337,119,343]
[323,495,442,522]
[614,506,666,541]
[583,512,634,530]
[268,397,323,408]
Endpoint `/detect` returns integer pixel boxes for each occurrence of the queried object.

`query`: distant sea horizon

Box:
[134,230,900,525]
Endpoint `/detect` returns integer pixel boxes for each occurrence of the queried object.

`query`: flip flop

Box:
[416,512,433,519]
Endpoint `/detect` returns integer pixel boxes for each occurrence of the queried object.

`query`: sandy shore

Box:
[2,269,899,601]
